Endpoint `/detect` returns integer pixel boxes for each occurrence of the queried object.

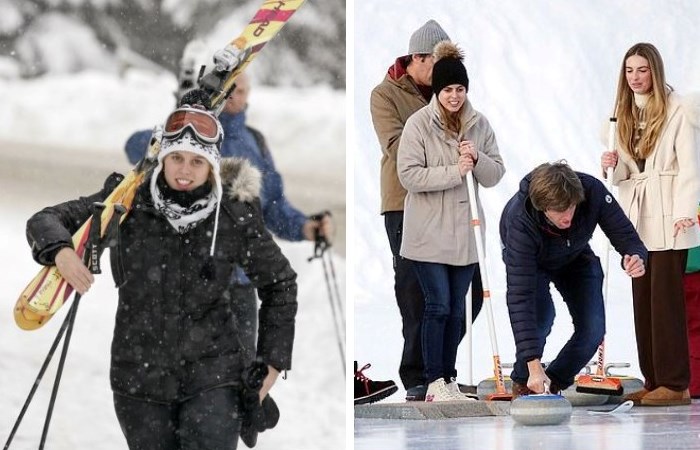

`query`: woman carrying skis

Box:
[26,104,297,448]
[397,41,505,402]
[601,42,700,406]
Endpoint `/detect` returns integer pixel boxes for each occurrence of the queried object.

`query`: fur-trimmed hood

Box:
[220,157,262,203]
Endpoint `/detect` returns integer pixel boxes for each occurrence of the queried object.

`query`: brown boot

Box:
[511,382,532,400]
[640,387,691,407]
[623,387,650,406]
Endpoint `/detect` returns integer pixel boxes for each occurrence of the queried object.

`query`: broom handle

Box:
[465,286,473,385]
[465,171,506,393]
[597,118,617,377]
[602,118,617,302]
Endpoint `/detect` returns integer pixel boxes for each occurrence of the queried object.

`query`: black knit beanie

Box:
[431,41,469,95]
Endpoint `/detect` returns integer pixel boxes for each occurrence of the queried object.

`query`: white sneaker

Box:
[425,379,463,402]
[447,378,478,401]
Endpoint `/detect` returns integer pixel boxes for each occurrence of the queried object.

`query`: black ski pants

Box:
[384,211,483,389]
[114,387,243,450]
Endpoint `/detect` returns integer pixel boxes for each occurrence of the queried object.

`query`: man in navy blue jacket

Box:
[500,162,647,397]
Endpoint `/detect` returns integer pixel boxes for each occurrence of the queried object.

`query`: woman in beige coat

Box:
[398,41,505,402]
[601,42,700,406]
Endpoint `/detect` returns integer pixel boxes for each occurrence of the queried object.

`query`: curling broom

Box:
[576,117,624,396]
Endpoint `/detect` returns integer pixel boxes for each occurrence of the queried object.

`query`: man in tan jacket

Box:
[370,20,480,400]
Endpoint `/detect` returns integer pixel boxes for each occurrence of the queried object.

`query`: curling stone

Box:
[562,385,609,406]
[477,376,513,400]
[510,394,572,426]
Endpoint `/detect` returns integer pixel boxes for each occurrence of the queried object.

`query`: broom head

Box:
[486,391,513,401]
[576,374,623,396]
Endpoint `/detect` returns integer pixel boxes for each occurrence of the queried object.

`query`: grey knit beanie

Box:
[408,20,450,55]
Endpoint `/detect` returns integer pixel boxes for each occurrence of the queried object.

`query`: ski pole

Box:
[3,300,76,450]
[465,171,511,401]
[39,202,109,449]
[311,238,345,373]
[324,247,345,326]
[307,213,345,374]
[309,211,345,326]
[5,203,125,449]
[38,292,82,449]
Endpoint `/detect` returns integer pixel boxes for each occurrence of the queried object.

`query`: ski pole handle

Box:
[88,203,106,274]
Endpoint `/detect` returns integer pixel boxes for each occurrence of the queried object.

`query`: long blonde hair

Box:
[437,102,463,138]
[613,43,671,160]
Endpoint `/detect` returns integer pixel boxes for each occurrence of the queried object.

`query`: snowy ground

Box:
[352,0,700,435]
[0,72,345,448]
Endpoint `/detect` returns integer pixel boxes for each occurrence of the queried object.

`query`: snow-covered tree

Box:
[0,0,345,88]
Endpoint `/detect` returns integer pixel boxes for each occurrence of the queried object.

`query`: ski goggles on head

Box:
[163,106,223,145]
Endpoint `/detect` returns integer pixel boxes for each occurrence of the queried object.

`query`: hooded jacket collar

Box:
[139,156,262,208]
[386,57,432,101]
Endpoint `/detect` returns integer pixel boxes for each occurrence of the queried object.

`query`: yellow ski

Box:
[14,0,306,330]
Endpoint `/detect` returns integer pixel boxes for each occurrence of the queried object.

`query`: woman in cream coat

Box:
[398,41,505,402]
[601,42,700,406]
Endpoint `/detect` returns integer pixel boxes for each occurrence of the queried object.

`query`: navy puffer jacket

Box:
[499,171,647,363]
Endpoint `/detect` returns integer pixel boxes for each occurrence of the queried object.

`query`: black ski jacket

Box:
[499,171,647,364]
[26,158,297,403]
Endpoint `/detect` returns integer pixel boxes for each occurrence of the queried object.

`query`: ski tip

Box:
[13,303,50,330]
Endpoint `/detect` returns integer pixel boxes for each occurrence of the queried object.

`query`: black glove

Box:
[240,394,280,448]
[240,360,281,448]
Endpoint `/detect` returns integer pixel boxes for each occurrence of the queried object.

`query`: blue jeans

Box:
[511,253,605,389]
[411,261,477,384]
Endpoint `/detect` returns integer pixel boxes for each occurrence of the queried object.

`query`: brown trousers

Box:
[632,249,689,391]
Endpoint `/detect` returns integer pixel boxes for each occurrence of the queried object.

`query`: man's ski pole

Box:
[308,212,345,373]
